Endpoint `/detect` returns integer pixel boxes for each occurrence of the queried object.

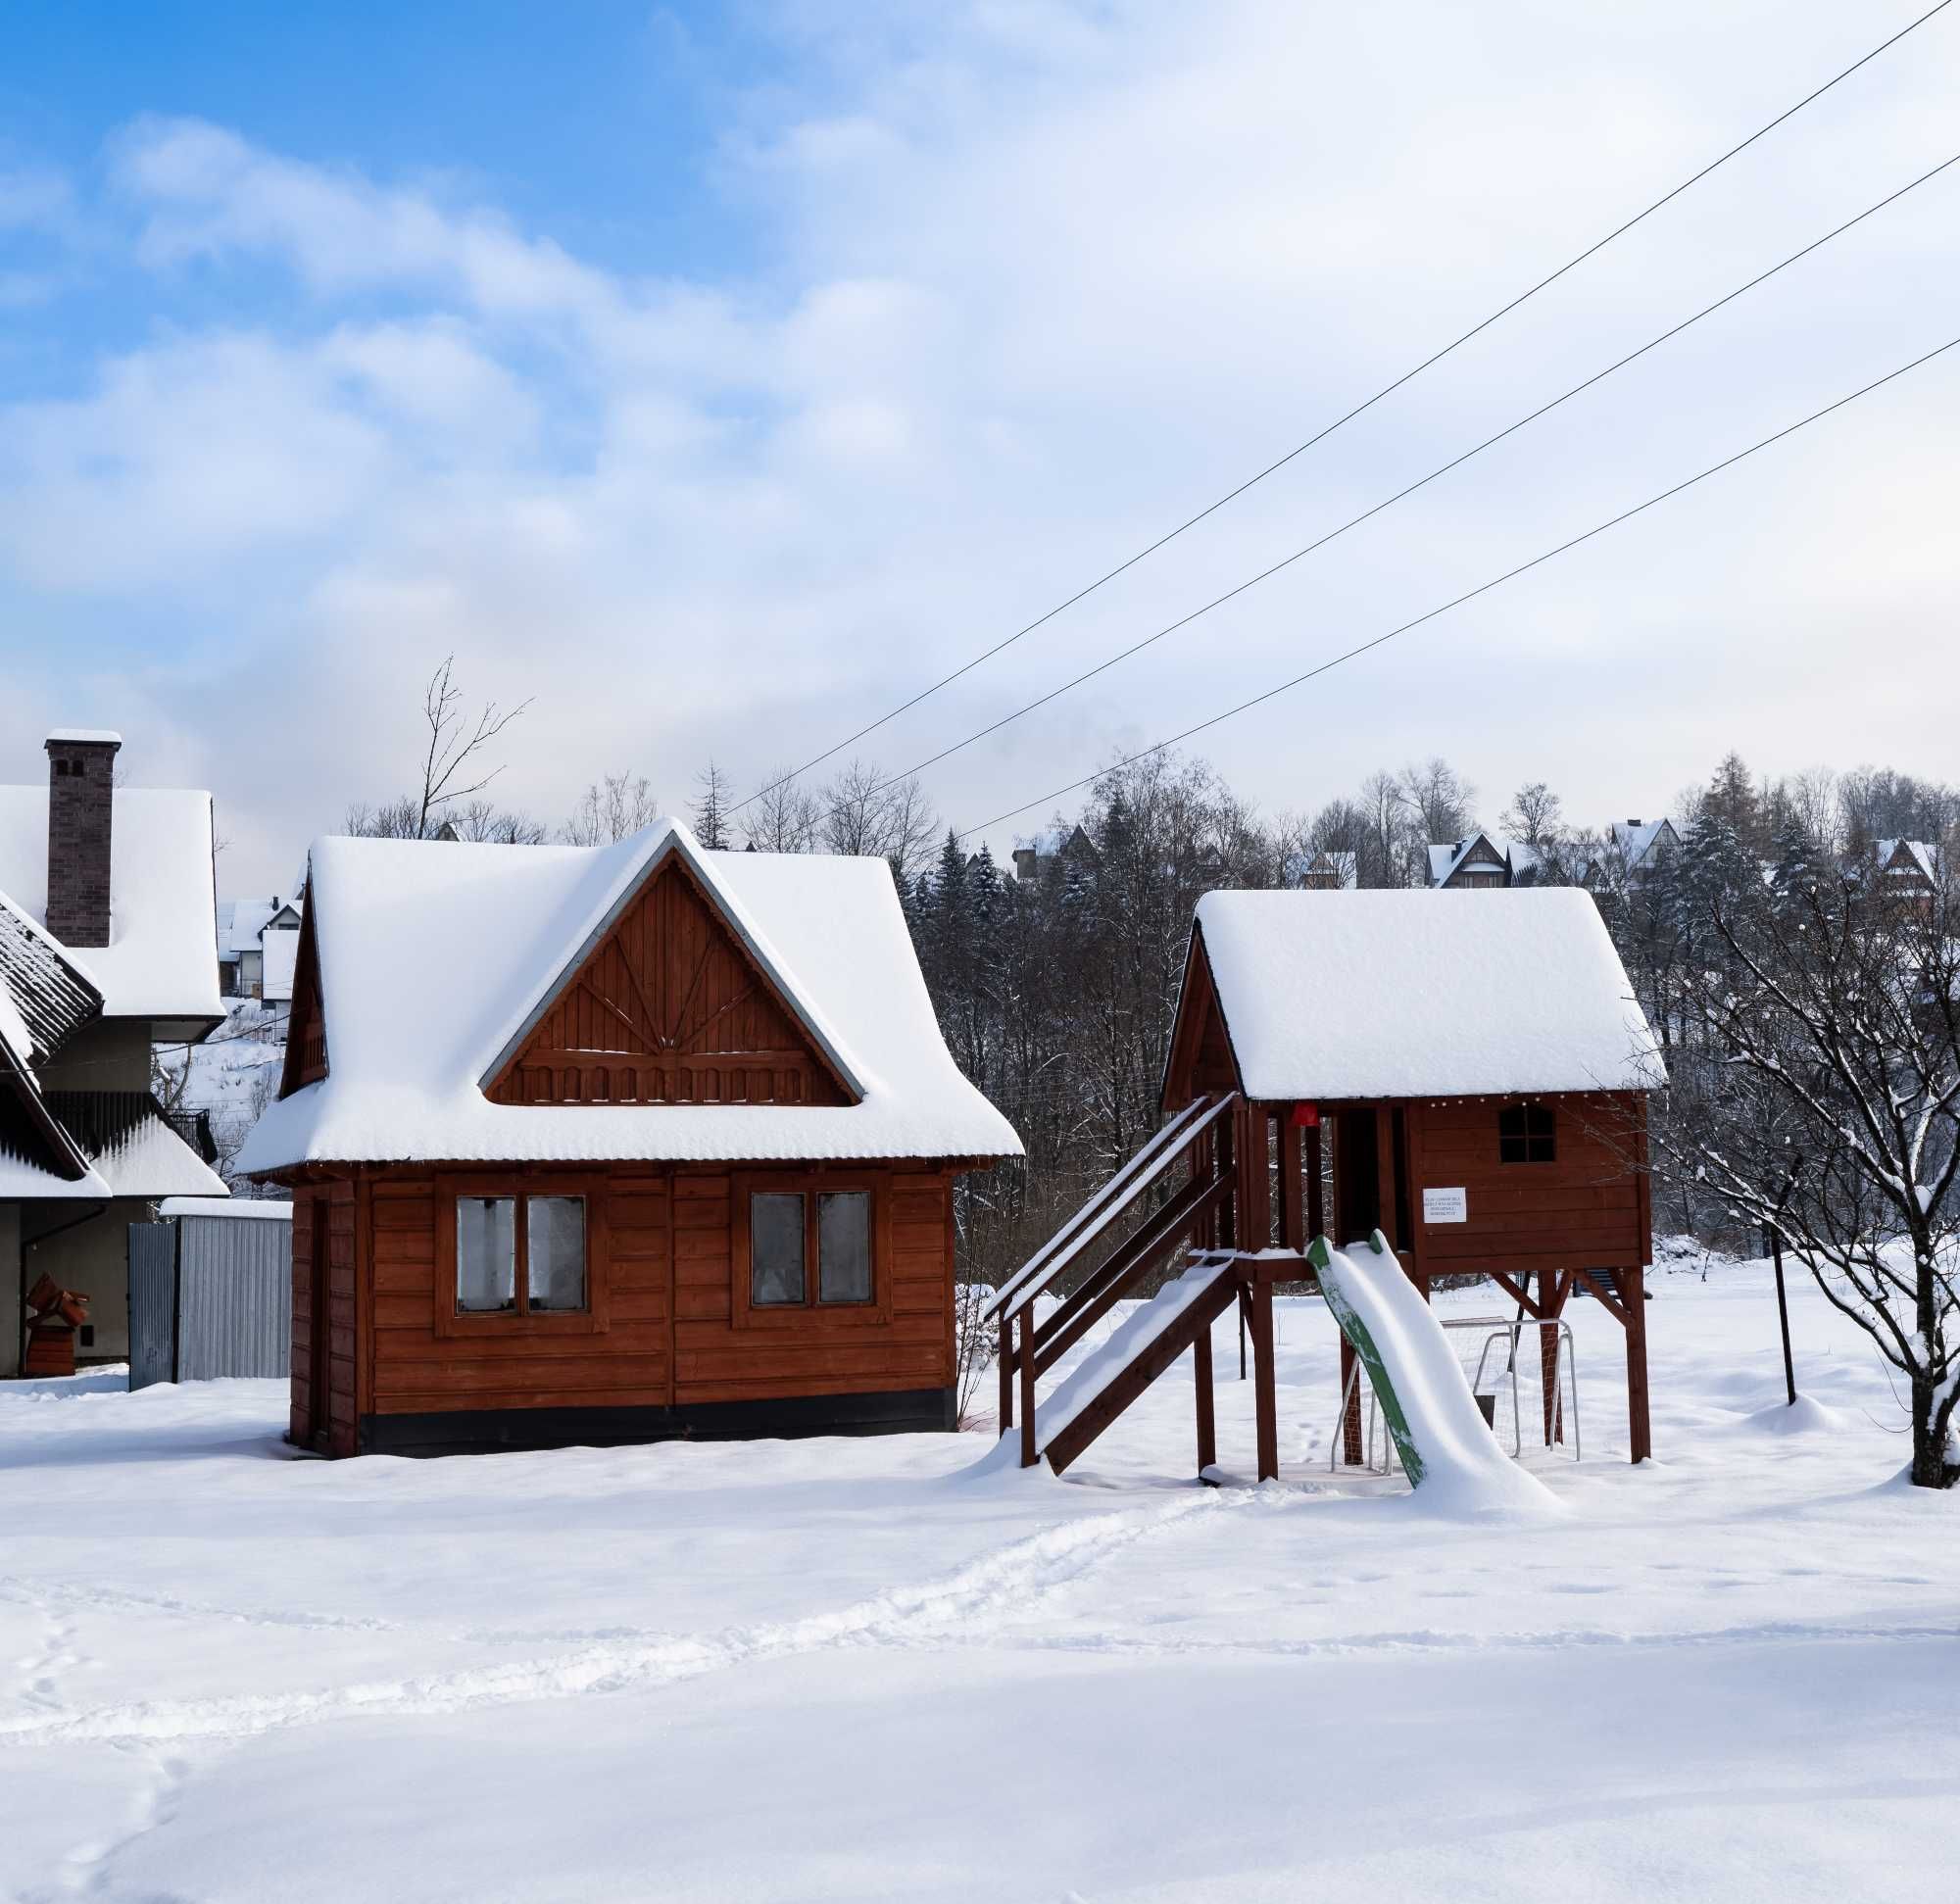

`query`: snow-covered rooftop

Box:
[1192,888,1665,1100]
[260,925,300,1003]
[160,1196,290,1220]
[46,728,123,745]
[0,786,221,1025]
[238,820,1023,1173]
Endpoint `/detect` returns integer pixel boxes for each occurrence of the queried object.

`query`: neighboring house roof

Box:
[1190,888,1664,1100]
[0,888,101,1067]
[0,786,222,1023]
[222,899,280,957]
[43,1091,227,1197]
[160,1196,286,1219]
[1874,839,1941,884]
[260,924,300,1003]
[1429,832,1515,887]
[1607,819,1678,869]
[1302,850,1357,888]
[237,819,1024,1172]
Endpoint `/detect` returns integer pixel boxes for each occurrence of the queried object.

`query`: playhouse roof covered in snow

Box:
[0,786,221,1026]
[1186,888,1664,1101]
[237,820,1023,1172]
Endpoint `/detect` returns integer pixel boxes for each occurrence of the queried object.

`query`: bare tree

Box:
[1657,874,1960,1489]
[407,657,532,839]
[561,771,661,847]
[343,658,534,841]
[443,799,549,845]
[816,760,939,882]
[1397,757,1475,845]
[1501,781,1563,847]
[742,767,821,855]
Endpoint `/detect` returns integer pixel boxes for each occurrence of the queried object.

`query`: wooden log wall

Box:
[295,1164,958,1434]
[1407,1091,1649,1278]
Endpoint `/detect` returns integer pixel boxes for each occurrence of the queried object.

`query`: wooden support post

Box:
[1340,1336,1363,1465]
[1194,1311,1216,1477]
[1539,1270,1565,1446]
[1305,1122,1324,1244]
[1374,1106,1397,1251]
[1278,1116,1303,1252]
[1624,1266,1651,1463]
[1252,1276,1279,1482]
[1238,1103,1271,1251]
[998,1312,1013,1435]
[1018,1307,1038,1469]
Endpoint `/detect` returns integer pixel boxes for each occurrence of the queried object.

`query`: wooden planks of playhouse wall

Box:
[1404,1091,1651,1280]
[289,1164,958,1445]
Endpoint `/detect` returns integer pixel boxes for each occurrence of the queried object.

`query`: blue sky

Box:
[2,3,1956,892]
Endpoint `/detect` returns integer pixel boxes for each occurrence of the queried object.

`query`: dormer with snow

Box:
[237,819,1021,1456]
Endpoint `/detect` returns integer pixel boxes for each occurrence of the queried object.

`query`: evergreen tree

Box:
[689,760,732,850]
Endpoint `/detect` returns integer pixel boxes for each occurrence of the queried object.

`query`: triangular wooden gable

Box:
[277,885,328,1099]
[1160,926,1245,1112]
[484,853,856,1108]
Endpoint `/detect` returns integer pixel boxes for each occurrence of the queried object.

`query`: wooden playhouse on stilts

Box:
[988,889,1665,1483]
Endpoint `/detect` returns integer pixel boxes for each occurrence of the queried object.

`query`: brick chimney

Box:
[44,730,122,948]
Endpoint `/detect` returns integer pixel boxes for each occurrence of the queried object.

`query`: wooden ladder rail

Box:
[996,1097,1237,1468]
[1043,1266,1242,1476]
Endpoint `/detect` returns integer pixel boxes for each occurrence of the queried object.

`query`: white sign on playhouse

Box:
[1422,1186,1467,1224]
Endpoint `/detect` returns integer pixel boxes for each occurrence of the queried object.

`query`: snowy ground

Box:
[1,1255,1952,1902]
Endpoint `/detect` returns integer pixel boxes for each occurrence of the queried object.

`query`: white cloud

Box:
[2,0,1957,892]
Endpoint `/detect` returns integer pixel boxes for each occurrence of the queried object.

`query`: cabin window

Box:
[751,1193,808,1305]
[818,1192,872,1302]
[455,1194,587,1315]
[457,1197,516,1310]
[1498,1102,1556,1164]
[747,1188,875,1308]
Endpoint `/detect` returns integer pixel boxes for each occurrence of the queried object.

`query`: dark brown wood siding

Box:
[488,858,850,1108]
[336,1162,955,1430]
[1408,1091,1649,1275]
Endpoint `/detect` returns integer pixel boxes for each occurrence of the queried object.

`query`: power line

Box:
[954,332,1960,842]
[732,0,1953,817]
[837,153,1959,806]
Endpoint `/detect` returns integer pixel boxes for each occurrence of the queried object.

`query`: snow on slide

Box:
[1312,1234,1559,1516]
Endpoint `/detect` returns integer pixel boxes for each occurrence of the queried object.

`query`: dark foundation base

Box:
[356,1385,957,1457]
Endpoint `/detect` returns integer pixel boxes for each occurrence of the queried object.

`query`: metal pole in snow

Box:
[1767,1164,1800,1407]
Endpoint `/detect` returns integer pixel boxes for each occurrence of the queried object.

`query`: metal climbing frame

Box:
[1327,1312,1582,1472]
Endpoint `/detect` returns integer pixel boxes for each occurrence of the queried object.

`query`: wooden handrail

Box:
[984,1093,1235,1324]
[1031,1171,1230,1378]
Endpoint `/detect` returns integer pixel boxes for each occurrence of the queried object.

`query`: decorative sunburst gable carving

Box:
[483,849,857,1108]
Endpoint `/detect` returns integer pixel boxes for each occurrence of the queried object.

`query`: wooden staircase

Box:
[985,1094,1238,1475]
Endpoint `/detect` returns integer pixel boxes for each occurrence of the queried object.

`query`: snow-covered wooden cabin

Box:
[990,889,1663,1481]
[236,821,1020,1456]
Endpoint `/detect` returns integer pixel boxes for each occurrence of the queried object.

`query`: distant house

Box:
[1300,850,1357,891]
[1860,838,1945,917]
[1,732,228,1375]
[1427,832,1543,889]
[1009,825,1100,884]
[236,820,1020,1456]
[218,894,304,1001]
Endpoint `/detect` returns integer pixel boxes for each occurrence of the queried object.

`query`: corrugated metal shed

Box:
[128,1202,292,1389]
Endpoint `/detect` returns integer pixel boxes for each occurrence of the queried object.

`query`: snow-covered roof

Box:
[160,1195,290,1220]
[48,1092,227,1198]
[1607,819,1675,868]
[0,888,100,1067]
[238,820,1023,1172]
[47,728,123,745]
[0,786,221,1024]
[1875,839,1941,884]
[1191,888,1665,1099]
[1429,833,1521,888]
[260,924,300,1003]
[221,899,278,956]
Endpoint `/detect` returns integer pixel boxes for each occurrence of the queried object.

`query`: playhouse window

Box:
[748,1188,875,1308]
[1498,1103,1556,1164]
[455,1194,587,1315]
